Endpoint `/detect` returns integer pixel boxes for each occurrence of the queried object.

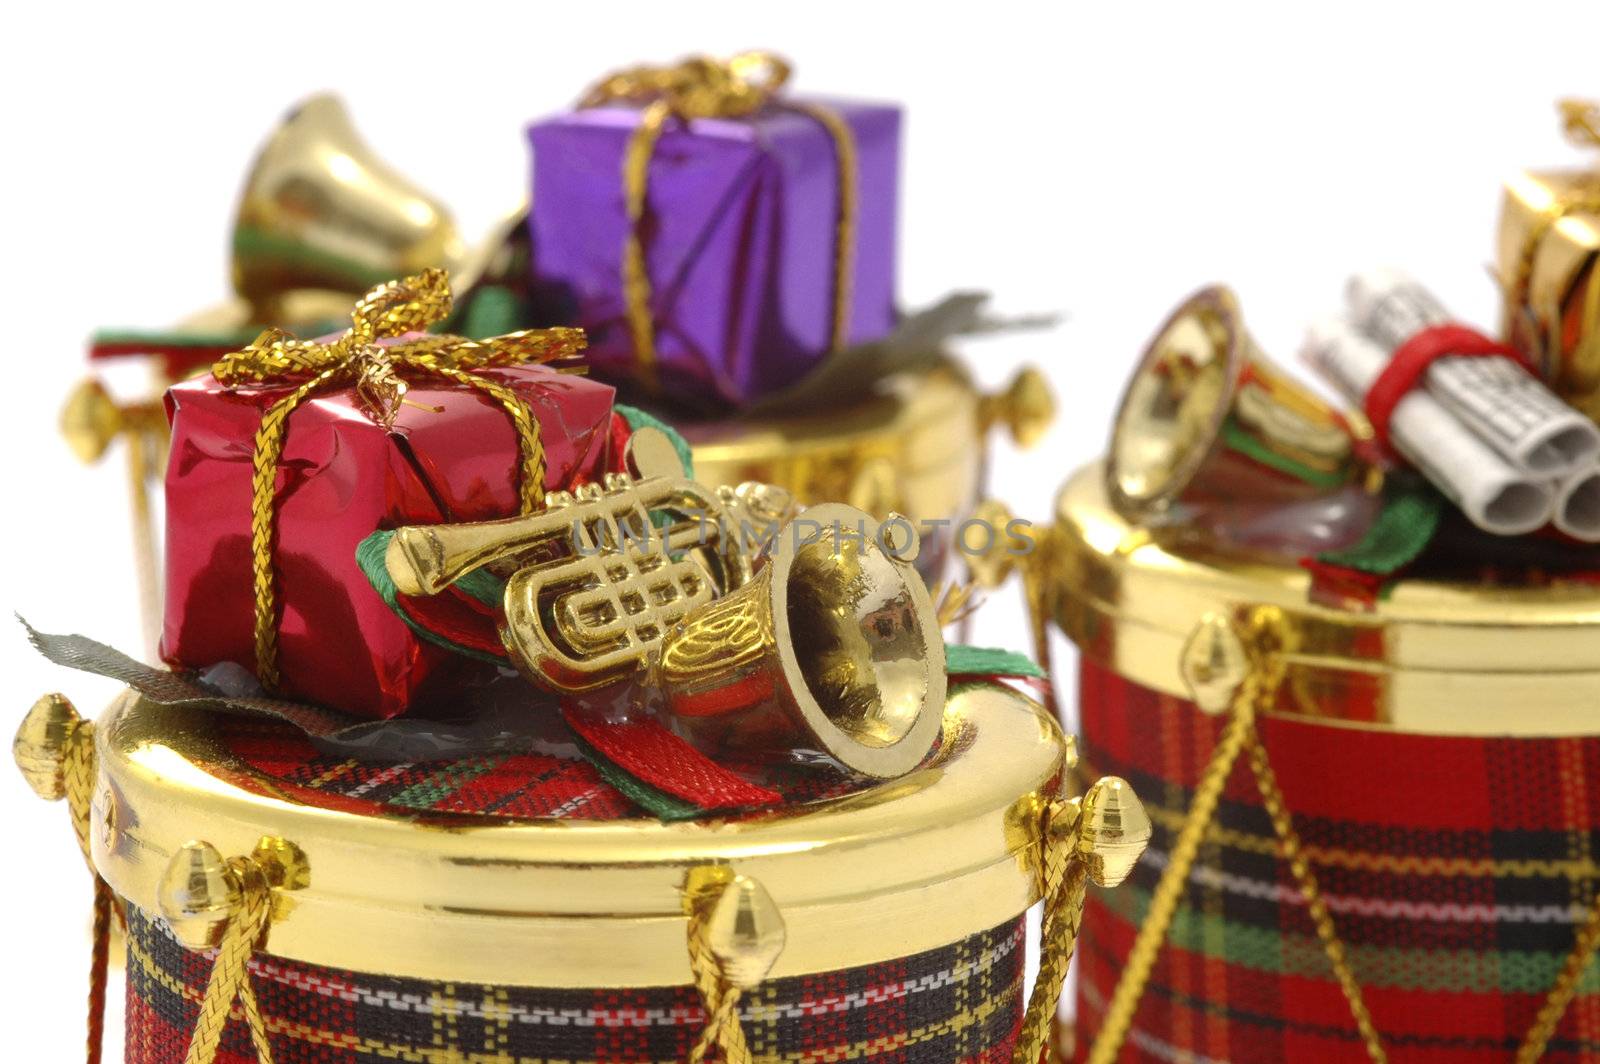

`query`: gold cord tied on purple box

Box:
[581,52,858,391]
[213,267,587,690]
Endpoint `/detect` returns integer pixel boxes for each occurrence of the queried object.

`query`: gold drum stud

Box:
[14,693,83,802]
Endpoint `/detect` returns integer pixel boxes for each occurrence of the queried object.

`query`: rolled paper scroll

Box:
[1554,464,1600,542]
[1347,268,1600,476]
[1303,318,1555,536]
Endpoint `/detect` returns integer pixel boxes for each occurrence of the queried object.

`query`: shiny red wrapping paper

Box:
[161,367,616,718]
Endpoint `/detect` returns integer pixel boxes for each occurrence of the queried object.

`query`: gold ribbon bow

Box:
[581,52,858,391]
[1560,97,1600,151]
[213,268,586,690]
[1503,99,1600,378]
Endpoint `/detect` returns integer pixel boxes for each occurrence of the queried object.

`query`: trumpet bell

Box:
[658,503,946,779]
[232,94,465,314]
[1107,286,1355,522]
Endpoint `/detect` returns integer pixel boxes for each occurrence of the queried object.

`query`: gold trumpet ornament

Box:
[385,428,947,778]
[1108,285,1358,522]
[962,286,1371,715]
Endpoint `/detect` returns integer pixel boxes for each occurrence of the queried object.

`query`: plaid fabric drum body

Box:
[1074,659,1600,1063]
[125,907,1024,1063]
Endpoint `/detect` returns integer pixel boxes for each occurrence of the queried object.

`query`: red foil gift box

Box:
[161,347,615,720]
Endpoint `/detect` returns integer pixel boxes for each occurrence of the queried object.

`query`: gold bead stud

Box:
[60,378,124,464]
[965,498,1020,590]
[1179,612,1250,715]
[705,873,786,991]
[159,841,241,950]
[985,366,1056,448]
[251,835,311,892]
[1074,777,1151,889]
[14,693,83,802]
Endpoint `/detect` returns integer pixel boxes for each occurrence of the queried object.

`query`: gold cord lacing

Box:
[155,838,307,1064]
[582,52,857,391]
[1014,796,1091,1064]
[181,857,277,1064]
[1084,608,1389,1064]
[685,889,754,1064]
[1245,730,1387,1061]
[1517,887,1600,1062]
[13,694,112,1064]
[64,717,113,1064]
[1079,602,1600,1060]
[681,866,785,1064]
[211,268,586,689]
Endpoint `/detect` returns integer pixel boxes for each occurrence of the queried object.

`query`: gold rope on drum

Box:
[682,867,787,1064]
[1077,603,1600,1062]
[1014,776,1150,1064]
[14,694,112,1064]
[1517,888,1600,1062]
[157,837,309,1064]
[1082,608,1389,1064]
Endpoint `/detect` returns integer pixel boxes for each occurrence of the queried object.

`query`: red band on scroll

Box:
[1363,324,1531,448]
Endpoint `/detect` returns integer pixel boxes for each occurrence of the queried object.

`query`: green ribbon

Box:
[1315,478,1445,576]
[945,644,1045,679]
[1221,418,1350,490]
[355,530,506,663]
[616,403,694,477]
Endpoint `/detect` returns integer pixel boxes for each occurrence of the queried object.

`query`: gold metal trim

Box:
[682,360,985,526]
[92,683,1064,987]
[1050,462,1600,735]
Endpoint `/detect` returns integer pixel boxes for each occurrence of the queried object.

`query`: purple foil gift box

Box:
[528,99,900,410]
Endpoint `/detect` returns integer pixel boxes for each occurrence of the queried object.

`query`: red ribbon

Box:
[562,707,783,811]
[1363,324,1531,449]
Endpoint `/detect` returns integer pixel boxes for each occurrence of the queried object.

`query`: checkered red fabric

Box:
[1073,659,1600,1063]
[124,907,1024,1063]
[199,713,971,823]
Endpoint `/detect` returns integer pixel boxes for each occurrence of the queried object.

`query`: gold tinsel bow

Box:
[1560,98,1600,150]
[581,52,857,391]
[213,268,586,690]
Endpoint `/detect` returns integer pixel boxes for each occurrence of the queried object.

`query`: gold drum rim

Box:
[681,358,983,529]
[92,683,1063,987]
[1052,461,1600,736]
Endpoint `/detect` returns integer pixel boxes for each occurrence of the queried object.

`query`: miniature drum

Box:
[682,359,1042,580]
[1048,463,1600,1063]
[90,683,1063,1063]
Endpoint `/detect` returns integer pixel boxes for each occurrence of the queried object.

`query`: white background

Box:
[3,2,1597,1058]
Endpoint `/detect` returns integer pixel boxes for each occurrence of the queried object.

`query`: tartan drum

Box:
[116,713,1025,1063]
[1073,659,1600,1063]
[125,907,1024,1064]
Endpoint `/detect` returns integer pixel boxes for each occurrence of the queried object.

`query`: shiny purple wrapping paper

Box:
[528,99,900,410]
